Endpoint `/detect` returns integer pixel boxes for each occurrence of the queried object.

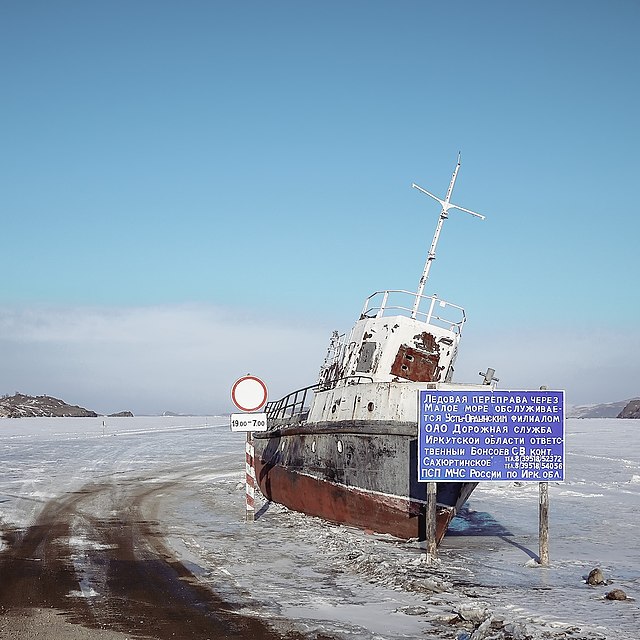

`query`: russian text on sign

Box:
[417,390,565,483]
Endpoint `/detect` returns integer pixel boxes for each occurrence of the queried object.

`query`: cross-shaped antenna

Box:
[411,153,485,319]
[479,367,499,385]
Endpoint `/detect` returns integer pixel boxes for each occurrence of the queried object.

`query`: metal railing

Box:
[317,374,373,392]
[360,289,466,335]
[265,384,318,422]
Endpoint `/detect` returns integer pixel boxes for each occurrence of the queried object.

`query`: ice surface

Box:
[1,416,638,639]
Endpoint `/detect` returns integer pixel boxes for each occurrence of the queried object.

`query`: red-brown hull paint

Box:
[255,457,454,544]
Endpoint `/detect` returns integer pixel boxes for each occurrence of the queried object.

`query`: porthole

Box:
[367,402,375,412]
[311,441,316,453]
[337,440,343,453]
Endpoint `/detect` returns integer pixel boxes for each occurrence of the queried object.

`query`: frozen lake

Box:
[0,416,638,639]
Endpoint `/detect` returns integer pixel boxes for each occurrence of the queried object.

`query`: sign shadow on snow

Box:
[446,505,540,561]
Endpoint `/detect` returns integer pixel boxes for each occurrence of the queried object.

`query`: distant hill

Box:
[567,398,640,419]
[618,399,640,419]
[0,393,98,418]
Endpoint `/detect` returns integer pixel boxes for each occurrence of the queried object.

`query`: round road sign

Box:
[231,375,268,412]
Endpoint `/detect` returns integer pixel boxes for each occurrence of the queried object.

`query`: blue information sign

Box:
[418,390,564,483]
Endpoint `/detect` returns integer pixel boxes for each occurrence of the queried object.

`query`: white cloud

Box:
[0,305,331,415]
[454,325,640,406]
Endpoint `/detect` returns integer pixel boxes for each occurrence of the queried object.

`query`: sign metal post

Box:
[539,481,549,566]
[425,482,437,562]
[245,432,256,521]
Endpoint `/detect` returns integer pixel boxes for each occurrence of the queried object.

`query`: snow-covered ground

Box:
[0,416,638,639]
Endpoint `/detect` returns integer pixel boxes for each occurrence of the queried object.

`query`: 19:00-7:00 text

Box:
[231,418,267,429]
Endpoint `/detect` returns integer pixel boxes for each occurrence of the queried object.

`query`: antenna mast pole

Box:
[410,153,485,319]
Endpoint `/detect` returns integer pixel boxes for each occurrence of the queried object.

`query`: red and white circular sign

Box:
[231,375,268,412]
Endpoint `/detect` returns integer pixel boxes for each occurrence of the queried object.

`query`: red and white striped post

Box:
[245,432,256,521]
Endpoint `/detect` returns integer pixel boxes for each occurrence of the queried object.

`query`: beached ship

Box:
[253,155,497,544]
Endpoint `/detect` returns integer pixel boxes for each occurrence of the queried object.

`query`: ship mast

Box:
[410,153,485,319]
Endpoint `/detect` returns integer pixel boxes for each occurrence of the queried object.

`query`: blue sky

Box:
[2,1,639,414]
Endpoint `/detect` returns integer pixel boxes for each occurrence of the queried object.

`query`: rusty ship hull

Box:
[253,418,477,543]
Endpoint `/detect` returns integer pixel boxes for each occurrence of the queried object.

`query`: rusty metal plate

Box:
[390,344,442,382]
